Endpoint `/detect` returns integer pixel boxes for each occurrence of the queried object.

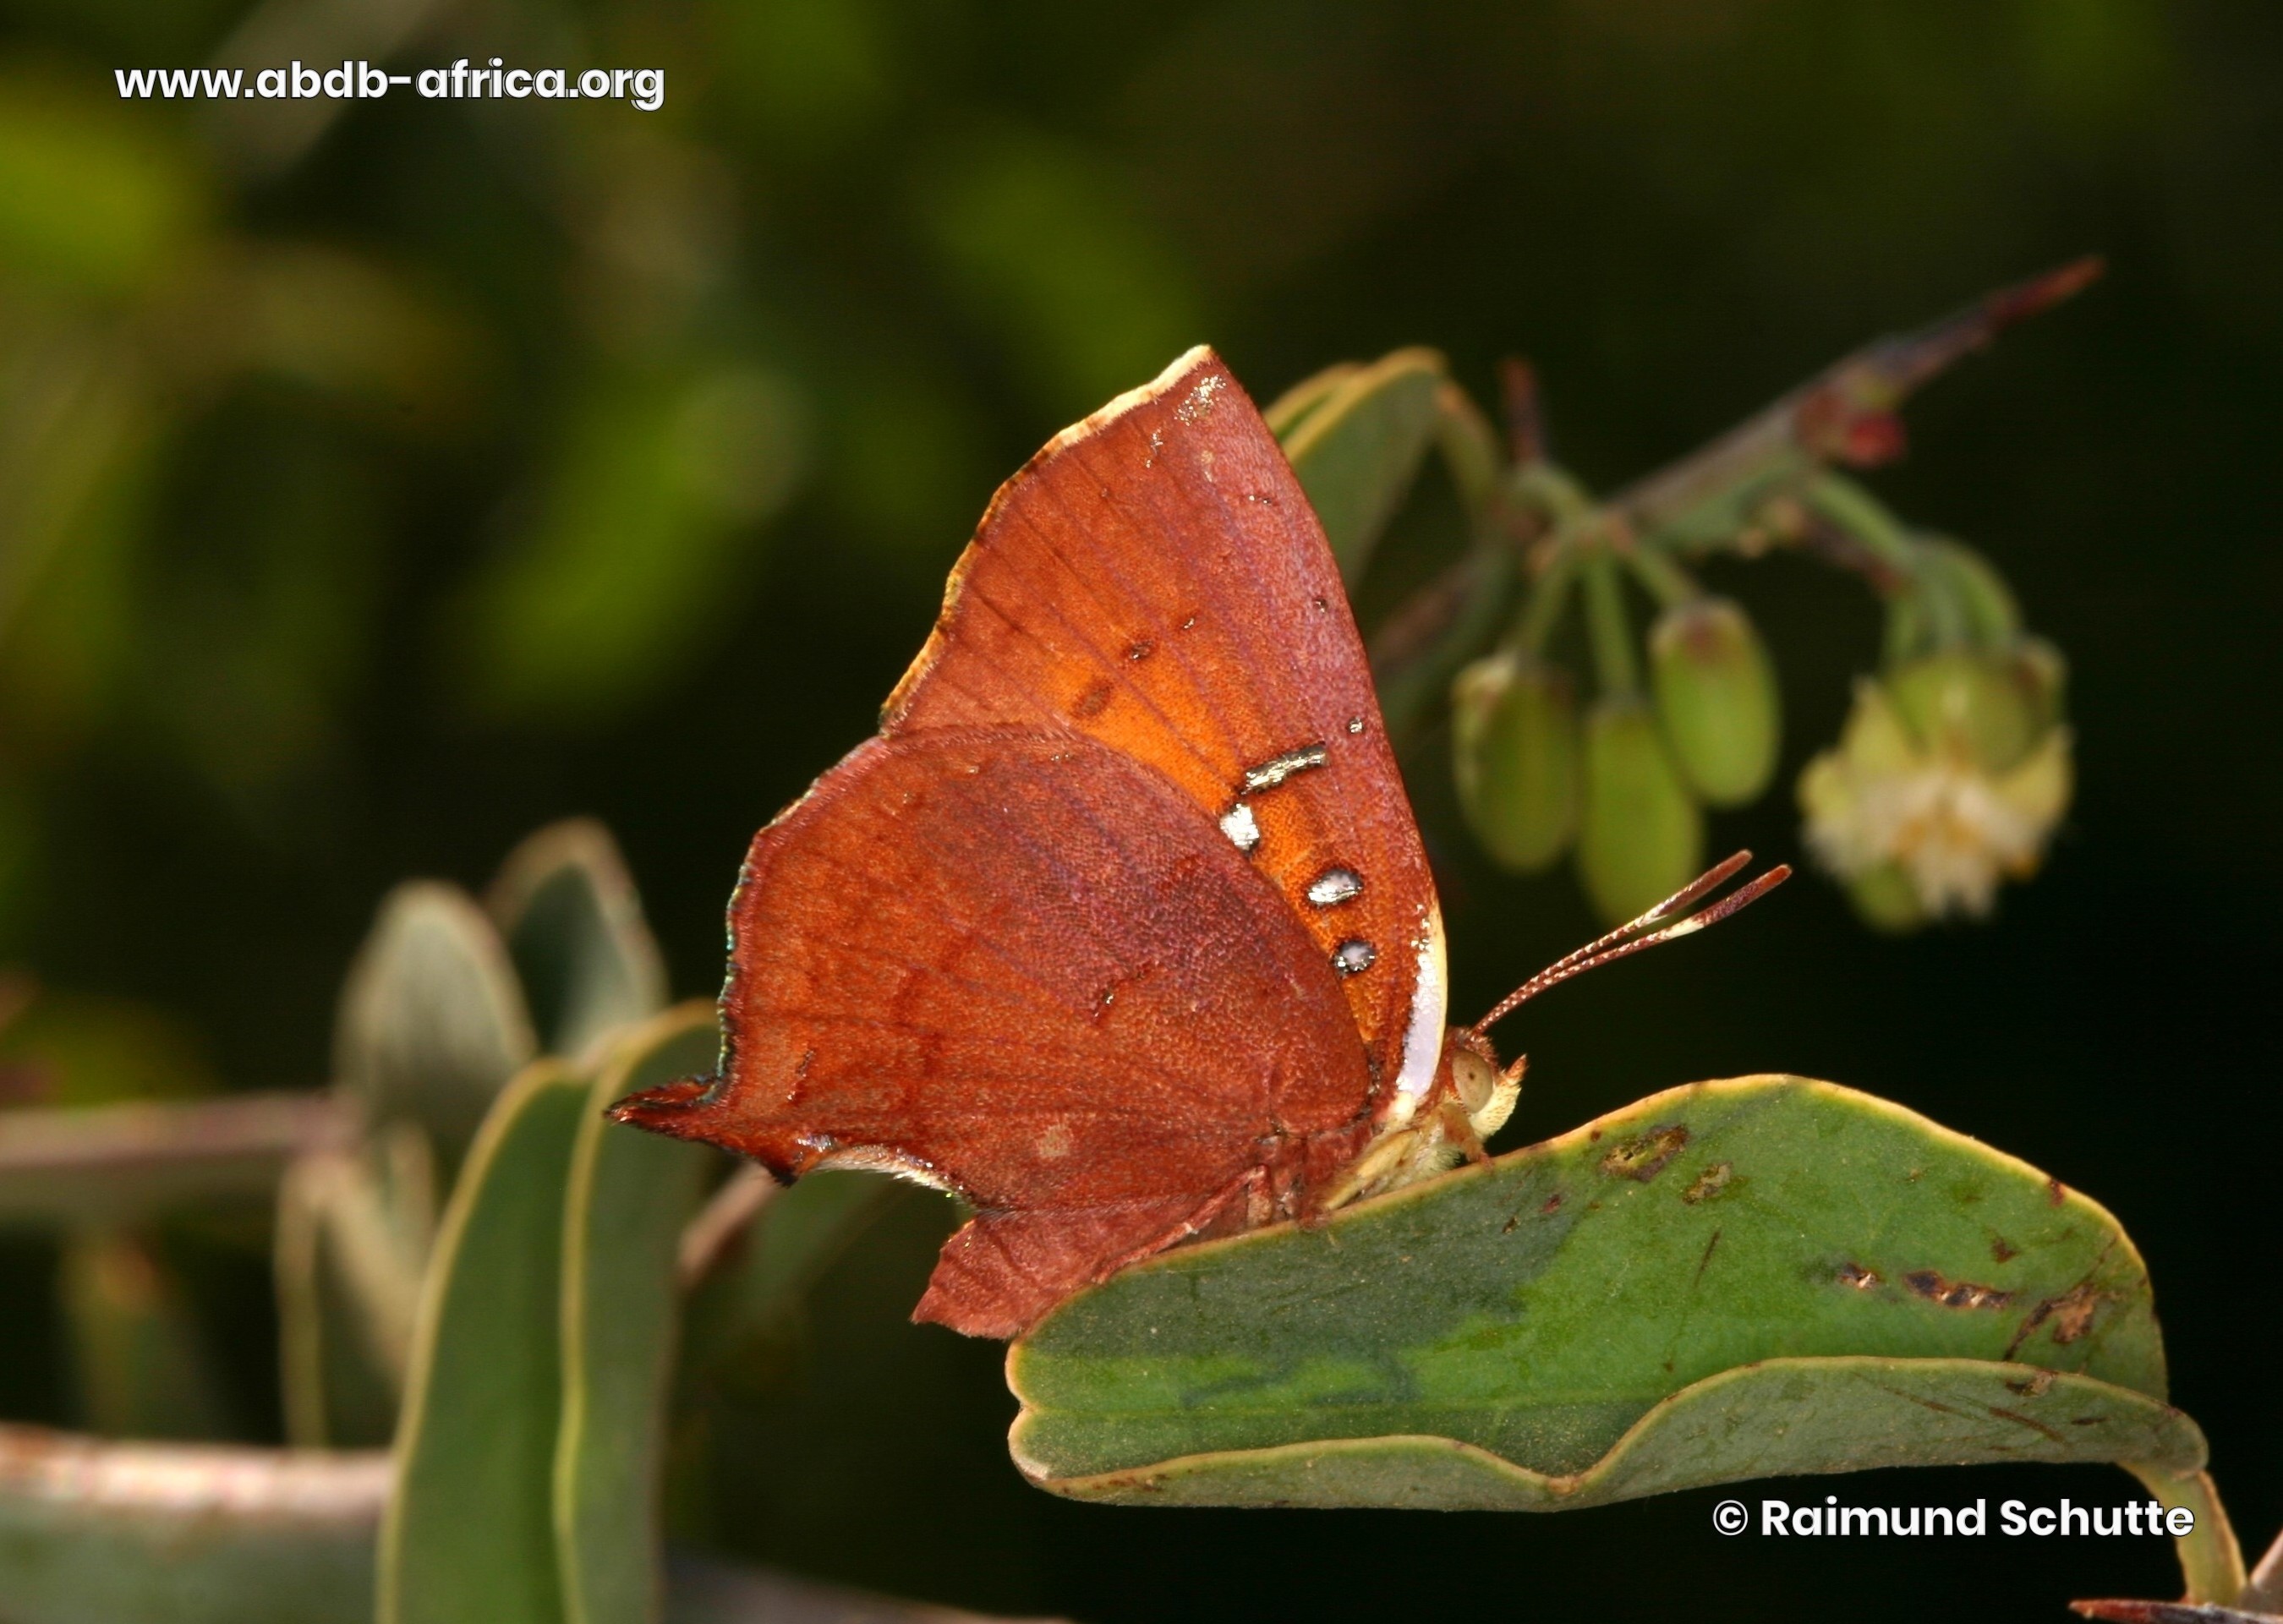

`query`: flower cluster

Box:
[1800,648,2071,929]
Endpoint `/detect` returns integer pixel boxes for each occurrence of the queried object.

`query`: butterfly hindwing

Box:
[616,727,1377,1335]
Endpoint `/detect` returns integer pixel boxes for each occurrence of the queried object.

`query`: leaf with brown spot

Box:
[2008,1280,2111,1359]
[1903,1269,2015,1311]
[1598,1125,1689,1183]
[1010,1075,2179,1508]
[1681,1162,1733,1204]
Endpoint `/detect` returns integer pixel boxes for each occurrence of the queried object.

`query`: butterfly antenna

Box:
[1466,853,1791,1038]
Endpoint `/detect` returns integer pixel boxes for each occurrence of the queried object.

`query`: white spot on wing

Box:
[1219,802,1261,853]
[1175,373,1226,423]
[1306,867,1364,907]
[1241,743,1328,795]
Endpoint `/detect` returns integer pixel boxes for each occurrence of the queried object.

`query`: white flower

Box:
[1799,670,2071,926]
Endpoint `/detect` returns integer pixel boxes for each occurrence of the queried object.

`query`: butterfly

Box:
[612,347,1782,1338]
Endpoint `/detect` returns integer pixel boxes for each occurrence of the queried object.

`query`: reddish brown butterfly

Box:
[613,347,1783,1338]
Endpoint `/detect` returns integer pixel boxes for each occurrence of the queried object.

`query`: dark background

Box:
[1,0,2277,1618]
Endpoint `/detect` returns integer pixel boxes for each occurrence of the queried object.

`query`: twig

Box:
[1499,358,1546,467]
[1612,257,2102,535]
[676,1162,781,1291]
[0,1423,391,1525]
[1363,260,2101,731]
[0,1428,1057,1624]
[1368,551,1497,675]
[0,1093,355,1228]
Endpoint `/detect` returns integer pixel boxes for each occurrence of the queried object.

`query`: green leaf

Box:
[1273,347,1446,585]
[1259,363,1358,440]
[276,1126,436,1449]
[276,1156,392,1451]
[379,1063,588,1624]
[488,821,669,1064]
[336,883,535,1163]
[554,1005,718,1624]
[1026,1359,2202,1511]
[0,1424,387,1624]
[1010,1075,2177,1507]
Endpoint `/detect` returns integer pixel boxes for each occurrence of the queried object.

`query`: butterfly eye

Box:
[1448,1047,1523,1141]
[1451,1050,1496,1116]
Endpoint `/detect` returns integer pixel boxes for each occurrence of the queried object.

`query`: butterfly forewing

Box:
[884,347,1446,1105]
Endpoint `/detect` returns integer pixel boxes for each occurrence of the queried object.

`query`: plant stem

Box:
[0,1421,392,1521]
[1507,544,1579,657]
[1580,542,1640,697]
[1511,461,1596,533]
[1800,473,1920,582]
[1370,444,1589,738]
[1499,357,1547,467]
[0,1093,355,1228]
[1798,473,1985,658]
[1619,541,1700,610]
[676,1162,780,1290]
[2126,1463,2247,1605]
[1612,257,2102,540]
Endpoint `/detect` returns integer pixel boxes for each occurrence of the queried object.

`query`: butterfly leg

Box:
[1311,1126,1424,1214]
[1437,1096,1492,1166]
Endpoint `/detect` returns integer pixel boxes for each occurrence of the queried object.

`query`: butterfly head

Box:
[1445,1026,1524,1143]
[1319,1028,1523,1213]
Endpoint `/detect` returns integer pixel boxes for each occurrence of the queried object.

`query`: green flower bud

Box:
[1648,597,1780,807]
[1452,652,1579,872]
[1884,652,2038,774]
[1577,694,1705,926]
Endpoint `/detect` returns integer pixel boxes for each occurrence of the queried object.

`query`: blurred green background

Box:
[3,0,2279,1618]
